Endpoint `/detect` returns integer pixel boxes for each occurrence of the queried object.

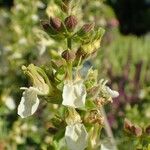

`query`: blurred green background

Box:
[0,0,150,149]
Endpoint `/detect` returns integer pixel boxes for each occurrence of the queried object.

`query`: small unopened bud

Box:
[82,23,94,33]
[41,20,59,35]
[61,50,75,61]
[131,125,142,137]
[64,15,78,31]
[124,118,142,137]
[50,17,62,31]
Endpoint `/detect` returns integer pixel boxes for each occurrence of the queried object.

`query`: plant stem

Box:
[67,37,72,80]
[100,107,118,150]
[67,37,72,50]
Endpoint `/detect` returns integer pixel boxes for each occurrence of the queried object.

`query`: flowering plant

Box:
[17,0,119,149]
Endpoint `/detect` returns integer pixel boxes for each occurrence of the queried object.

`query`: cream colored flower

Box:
[62,80,87,108]
[65,123,88,150]
[18,87,40,118]
[99,79,119,99]
[18,64,50,118]
[106,86,119,98]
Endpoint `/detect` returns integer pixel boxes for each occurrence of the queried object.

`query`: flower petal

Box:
[18,87,40,118]
[65,123,88,150]
[106,86,119,98]
[62,80,87,108]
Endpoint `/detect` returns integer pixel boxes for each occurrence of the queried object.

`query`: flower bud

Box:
[78,23,94,36]
[61,50,75,61]
[124,118,142,137]
[64,15,78,31]
[50,17,62,31]
[41,20,59,35]
[130,125,142,137]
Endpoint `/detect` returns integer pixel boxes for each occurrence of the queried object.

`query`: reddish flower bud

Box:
[131,125,142,137]
[41,20,60,35]
[124,118,142,137]
[61,50,76,61]
[50,17,62,31]
[64,15,78,30]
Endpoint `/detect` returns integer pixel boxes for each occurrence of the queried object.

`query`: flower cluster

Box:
[17,0,119,149]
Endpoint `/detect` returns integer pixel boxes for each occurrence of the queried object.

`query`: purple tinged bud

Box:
[61,50,76,61]
[50,17,62,31]
[124,118,142,137]
[64,15,78,30]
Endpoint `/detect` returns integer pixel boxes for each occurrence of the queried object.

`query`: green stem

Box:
[67,62,72,80]
[67,37,72,50]
[67,37,72,80]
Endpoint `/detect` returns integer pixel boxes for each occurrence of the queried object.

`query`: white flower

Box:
[18,87,41,118]
[65,123,88,150]
[106,86,119,98]
[18,64,50,118]
[99,79,119,99]
[62,80,87,108]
